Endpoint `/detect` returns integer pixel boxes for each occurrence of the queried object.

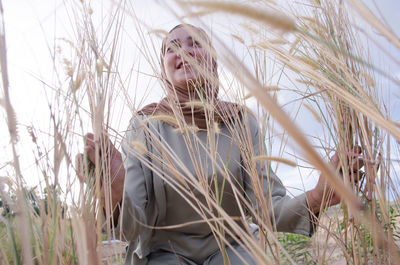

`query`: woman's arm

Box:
[76,133,125,225]
[75,117,150,241]
[243,114,364,236]
[306,146,364,214]
[82,133,125,222]
[118,121,150,241]
[242,114,317,236]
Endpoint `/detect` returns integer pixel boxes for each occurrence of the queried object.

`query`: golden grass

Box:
[253,156,297,168]
[179,1,297,32]
[0,0,399,264]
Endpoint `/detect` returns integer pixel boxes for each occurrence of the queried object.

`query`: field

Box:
[100,205,400,264]
[1,0,400,264]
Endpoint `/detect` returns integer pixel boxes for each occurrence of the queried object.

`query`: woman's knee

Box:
[146,251,195,265]
[204,244,256,265]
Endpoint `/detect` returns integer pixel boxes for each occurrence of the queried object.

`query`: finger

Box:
[84,133,96,148]
[330,152,340,169]
[99,134,121,161]
[345,146,363,172]
[375,152,382,172]
[85,144,97,164]
[351,156,365,172]
[85,133,112,156]
[75,153,86,183]
[352,170,364,183]
[84,133,101,163]
[106,139,121,159]
[348,147,364,182]
[85,132,94,140]
[352,145,362,155]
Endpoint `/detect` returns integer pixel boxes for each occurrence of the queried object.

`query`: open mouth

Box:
[176,61,191,70]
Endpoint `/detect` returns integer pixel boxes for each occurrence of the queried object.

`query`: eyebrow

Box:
[166,36,194,45]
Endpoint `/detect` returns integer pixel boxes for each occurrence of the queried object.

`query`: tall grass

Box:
[0,0,399,264]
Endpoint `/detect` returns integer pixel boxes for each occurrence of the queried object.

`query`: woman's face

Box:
[163,26,212,90]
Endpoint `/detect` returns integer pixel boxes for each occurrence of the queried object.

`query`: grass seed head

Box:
[130,141,147,154]
[70,71,86,92]
[145,114,180,127]
[174,125,200,134]
[212,121,221,134]
[253,155,297,167]
[148,29,168,37]
[63,58,73,77]
[180,1,296,32]
[240,23,260,35]
[294,56,319,70]
[231,34,245,44]
[184,100,205,109]
[245,86,280,99]
[96,59,104,76]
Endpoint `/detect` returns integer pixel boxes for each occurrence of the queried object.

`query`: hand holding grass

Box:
[306,146,365,214]
[76,133,125,212]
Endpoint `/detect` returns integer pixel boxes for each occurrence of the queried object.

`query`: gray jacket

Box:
[117,113,315,265]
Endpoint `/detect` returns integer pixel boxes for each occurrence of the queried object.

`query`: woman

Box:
[80,24,363,265]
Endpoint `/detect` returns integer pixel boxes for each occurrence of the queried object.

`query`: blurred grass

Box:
[0,0,399,264]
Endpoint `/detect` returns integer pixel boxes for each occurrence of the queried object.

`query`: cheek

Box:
[163,55,175,78]
[195,49,208,62]
[196,50,212,69]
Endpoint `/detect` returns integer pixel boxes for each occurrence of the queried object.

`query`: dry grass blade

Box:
[0,3,17,144]
[0,1,35,264]
[144,114,180,127]
[231,34,245,44]
[303,103,322,123]
[253,155,297,167]
[147,29,168,37]
[129,140,147,154]
[178,1,297,32]
[174,125,200,133]
[1,0,399,264]
[244,86,280,100]
[184,100,208,109]
[215,36,362,214]
[346,0,400,52]
[180,9,214,19]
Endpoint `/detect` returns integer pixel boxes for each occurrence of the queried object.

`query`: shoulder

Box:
[128,114,149,130]
[238,107,259,137]
[124,114,153,142]
[222,103,258,130]
[126,113,175,140]
[127,113,166,130]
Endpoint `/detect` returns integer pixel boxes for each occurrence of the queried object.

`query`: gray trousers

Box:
[146,241,257,265]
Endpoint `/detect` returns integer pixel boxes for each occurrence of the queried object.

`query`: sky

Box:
[0,0,399,199]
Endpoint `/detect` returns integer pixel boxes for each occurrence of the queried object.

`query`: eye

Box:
[193,40,201,47]
[166,45,173,53]
[166,42,180,53]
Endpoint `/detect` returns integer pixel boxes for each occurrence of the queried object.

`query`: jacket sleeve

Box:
[243,115,316,237]
[117,117,150,242]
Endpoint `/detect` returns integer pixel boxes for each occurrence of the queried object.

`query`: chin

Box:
[187,78,205,88]
[173,77,203,89]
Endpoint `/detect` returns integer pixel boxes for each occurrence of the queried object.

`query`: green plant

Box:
[277,232,315,264]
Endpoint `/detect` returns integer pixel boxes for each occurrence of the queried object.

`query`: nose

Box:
[180,44,194,57]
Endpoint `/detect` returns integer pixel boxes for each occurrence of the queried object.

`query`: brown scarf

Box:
[138,24,239,130]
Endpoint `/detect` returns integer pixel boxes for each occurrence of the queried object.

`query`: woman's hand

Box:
[306,146,364,214]
[76,133,126,210]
